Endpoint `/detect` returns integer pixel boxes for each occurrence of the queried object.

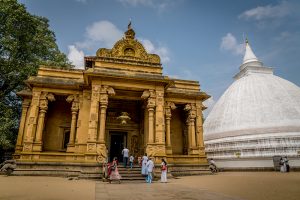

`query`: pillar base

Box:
[188,147,199,155]
[166,146,173,155]
[146,143,166,158]
[32,142,42,152]
[86,142,97,153]
[22,142,34,152]
[67,144,75,152]
[15,145,23,152]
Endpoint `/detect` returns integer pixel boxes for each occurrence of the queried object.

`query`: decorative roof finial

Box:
[128,19,132,30]
[242,37,260,65]
[125,19,135,39]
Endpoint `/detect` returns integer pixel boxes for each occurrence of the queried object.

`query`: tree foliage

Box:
[0,0,71,150]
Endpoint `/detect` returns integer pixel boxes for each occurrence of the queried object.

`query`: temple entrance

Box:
[109,132,127,162]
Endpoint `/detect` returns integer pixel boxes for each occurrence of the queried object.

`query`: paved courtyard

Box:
[0,172,299,200]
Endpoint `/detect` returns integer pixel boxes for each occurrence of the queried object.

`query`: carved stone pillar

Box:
[148,103,155,143]
[66,94,79,152]
[95,86,115,163]
[98,86,115,144]
[143,103,149,147]
[196,103,204,147]
[99,97,107,144]
[141,90,156,157]
[23,91,41,152]
[33,92,55,151]
[142,90,156,144]
[184,103,198,155]
[165,102,176,155]
[15,100,31,152]
[87,85,101,150]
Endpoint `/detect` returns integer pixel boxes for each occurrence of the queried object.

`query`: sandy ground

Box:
[173,172,300,200]
[0,176,95,200]
[0,172,299,200]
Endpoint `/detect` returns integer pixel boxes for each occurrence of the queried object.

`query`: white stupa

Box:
[204,39,300,169]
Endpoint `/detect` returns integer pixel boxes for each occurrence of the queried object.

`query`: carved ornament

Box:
[96,26,160,65]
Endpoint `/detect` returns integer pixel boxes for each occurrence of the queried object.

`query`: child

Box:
[138,156,142,167]
[129,155,134,169]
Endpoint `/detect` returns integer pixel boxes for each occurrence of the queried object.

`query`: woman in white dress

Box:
[141,153,148,176]
[161,158,168,183]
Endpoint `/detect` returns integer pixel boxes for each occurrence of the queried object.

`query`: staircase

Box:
[115,165,146,181]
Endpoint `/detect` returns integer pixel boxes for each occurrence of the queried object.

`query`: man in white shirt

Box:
[146,157,154,183]
[121,147,129,168]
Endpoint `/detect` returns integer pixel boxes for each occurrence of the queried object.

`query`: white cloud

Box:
[239,1,291,21]
[140,39,170,63]
[220,33,244,55]
[68,20,171,66]
[67,45,85,69]
[76,20,123,50]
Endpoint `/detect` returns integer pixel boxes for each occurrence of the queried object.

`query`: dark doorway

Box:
[109,132,127,162]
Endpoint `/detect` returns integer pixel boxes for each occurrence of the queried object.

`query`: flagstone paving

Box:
[95,181,241,200]
[1,172,300,200]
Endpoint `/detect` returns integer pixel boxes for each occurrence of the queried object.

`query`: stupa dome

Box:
[204,40,300,165]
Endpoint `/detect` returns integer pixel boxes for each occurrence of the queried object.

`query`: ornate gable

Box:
[95,23,161,66]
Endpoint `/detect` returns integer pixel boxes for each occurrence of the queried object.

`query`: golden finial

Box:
[128,19,132,30]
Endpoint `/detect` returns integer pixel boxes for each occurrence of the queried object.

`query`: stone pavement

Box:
[95,181,242,200]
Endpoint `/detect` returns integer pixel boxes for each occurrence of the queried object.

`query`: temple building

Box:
[204,39,300,170]
[14,24,209,176]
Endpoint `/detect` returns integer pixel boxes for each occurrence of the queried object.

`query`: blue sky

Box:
[19,0,300,115]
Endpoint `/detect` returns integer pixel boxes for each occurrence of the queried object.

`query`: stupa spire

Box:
[242,38,259,64]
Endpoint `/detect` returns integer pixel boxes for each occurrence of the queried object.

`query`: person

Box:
[129,154,134,169]
[161,158,168,183]
[138,156,142,167]
[108,157,121,183]
[122,147,129,168]
[284,156,290,172]
[280,157,287,172]
[146,157,154,183]
[209,158,218,173]
[141,153,148,176]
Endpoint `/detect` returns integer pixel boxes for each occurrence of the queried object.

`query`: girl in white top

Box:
[161,158,168,183]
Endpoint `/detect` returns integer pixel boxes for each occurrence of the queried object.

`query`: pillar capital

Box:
[66,94,80,113]
[39,92,55,111]
[100,86,115,105]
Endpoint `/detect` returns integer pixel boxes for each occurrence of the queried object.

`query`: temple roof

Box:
[85,22,161,69]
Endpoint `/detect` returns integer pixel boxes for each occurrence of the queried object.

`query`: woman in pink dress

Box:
[108,157,121,183]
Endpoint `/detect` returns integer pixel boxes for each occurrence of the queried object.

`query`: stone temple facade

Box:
[204,40,300,170]
[14,25,209,176]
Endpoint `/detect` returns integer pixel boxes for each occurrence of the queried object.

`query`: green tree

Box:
[0,0,71,154]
